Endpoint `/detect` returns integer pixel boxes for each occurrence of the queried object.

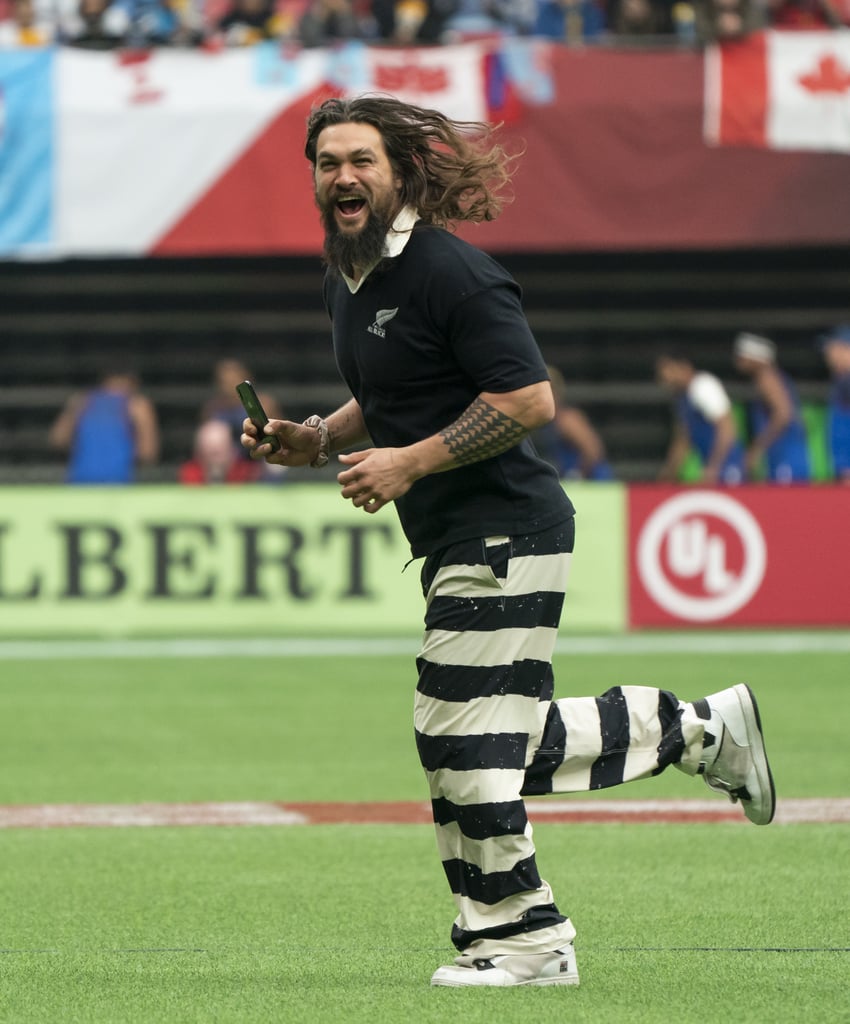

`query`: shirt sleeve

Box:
[417,229,550,394]
[689,373,731,422]
[447,283,550,394]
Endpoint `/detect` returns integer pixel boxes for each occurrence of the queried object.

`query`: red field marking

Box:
[284,801,433,825]
[0,798,847,829]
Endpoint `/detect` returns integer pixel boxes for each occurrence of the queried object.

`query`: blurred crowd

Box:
[1,0,849,51]
[651,326,850,486]
[47,330,850,486]
[538,327,850,486]
[49,357,284,486]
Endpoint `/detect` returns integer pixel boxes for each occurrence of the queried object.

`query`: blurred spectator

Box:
[267,0,311,37]
[767,0,845,27]
[819,323,850,483]
[372,0,458,42]
[179,419,263,483]
[533,0,606,40]
[656,351,744,485]
[607,0,674,34]
[49,369,160,484]
[64,0,129,47]
[670,0,697,41]
[201,357,281,455]
[535,366,614,480]
[483,0,537,34]
[694,0,761,40]
[298,0,361,45]
[116,0,205,45]
[733,332,810,483]
[440,0,499,35]
[0,0,54,45]
[217,0,276,43]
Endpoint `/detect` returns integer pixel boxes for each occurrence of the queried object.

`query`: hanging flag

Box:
[361,43,490,123]
[55,46,328,255]
[705,30,850,153]
[0,41,554,258]
[0,48,54,256]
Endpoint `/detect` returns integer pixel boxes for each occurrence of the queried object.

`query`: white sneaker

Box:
[431,945,579,987]
[698,683,776,825]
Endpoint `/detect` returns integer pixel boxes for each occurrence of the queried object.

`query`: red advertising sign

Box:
[628,486,850,627]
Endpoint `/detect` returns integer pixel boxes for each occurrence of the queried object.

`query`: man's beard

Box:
[320,199,394,278]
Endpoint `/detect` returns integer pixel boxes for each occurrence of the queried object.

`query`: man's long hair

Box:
[305,95,517,227]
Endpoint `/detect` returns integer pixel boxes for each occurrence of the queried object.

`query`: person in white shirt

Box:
[656,351,745,484]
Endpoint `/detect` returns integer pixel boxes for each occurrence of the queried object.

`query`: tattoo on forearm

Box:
[439,398,528,466]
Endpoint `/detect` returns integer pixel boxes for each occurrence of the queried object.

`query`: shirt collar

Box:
[341,205,419,294]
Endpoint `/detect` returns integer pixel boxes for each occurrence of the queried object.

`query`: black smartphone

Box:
[236,380,281,453]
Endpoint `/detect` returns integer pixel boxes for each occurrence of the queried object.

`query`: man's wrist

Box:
[303,415,330,468]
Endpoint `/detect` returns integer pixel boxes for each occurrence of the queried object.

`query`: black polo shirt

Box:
[324,223,575,557]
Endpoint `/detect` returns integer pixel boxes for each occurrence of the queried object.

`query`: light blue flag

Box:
[0,48,54,256]
[501,38,554,106]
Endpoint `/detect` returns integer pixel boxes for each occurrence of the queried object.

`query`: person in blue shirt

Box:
[534,366,614,480]
[50,370,159,484]
[733,332,810,483]
[656,351,744,484]
[820,323,850,483]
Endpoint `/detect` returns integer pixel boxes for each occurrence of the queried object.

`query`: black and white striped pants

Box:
[414,519,709,958]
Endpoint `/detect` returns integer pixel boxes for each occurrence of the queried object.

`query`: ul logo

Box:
[637,492,767,622]
[666,518,736,595]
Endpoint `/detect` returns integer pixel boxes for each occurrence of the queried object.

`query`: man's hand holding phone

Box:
[237,381,323,467]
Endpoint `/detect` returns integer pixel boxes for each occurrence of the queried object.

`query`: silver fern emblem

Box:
[367,308,399,338]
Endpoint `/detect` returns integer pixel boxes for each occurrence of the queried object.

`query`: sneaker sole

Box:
[736,683,776,825]
[431,974,580,988]
[431,952,580,988]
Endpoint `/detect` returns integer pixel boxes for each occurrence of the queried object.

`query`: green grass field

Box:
[1,640,848,1023]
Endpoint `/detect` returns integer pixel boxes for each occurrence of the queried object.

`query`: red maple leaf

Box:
[798,53,850,94]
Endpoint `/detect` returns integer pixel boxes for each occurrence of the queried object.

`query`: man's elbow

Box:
[530,385,556,429]
[483,383,555,430]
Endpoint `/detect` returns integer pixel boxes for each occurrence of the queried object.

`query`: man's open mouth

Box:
[336,197,367,218]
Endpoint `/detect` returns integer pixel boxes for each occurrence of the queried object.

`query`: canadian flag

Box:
[704,30,850,153]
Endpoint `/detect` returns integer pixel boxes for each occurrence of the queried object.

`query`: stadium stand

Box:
[2,0,847,50]
[0,245,845,483]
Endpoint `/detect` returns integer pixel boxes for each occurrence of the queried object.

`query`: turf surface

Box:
[0,644,848,1022]
[1,826,846,1023]
[0,649,847,802]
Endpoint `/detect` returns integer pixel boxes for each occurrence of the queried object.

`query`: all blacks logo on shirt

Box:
[367,308,399,339]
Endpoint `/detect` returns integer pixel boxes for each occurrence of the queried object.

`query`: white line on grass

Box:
[0,802,307,828]
[0,632,849,660]
[1,798,847,828]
